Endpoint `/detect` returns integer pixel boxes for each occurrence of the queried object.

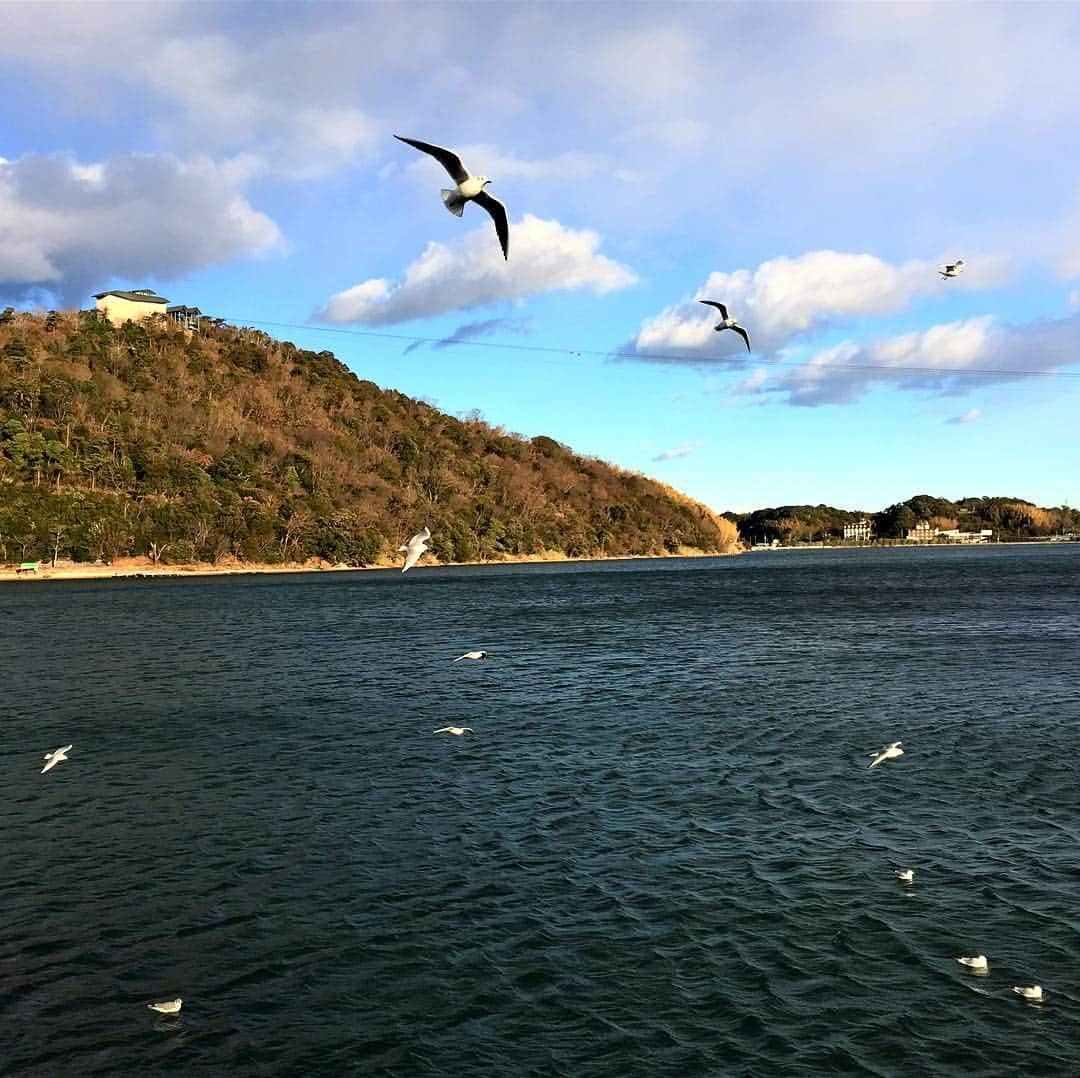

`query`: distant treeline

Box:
[729,494,1080,544]
[0,309,738,565]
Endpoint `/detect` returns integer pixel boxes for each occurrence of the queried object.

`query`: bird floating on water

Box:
[434,726,474,736]
[940,258,965,279]
[148,998,182,1015]
[956,955,989,971]
[896,869,915,884]
[1013,985,1043,1001]
[868,741,904,768]
[453,651,488,663]
[394,135,509,260]
[41,744,72,774]
[698,300,751,352]
[400,526,431,573]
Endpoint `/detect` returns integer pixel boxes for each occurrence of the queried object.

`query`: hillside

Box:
[0,309,738,567]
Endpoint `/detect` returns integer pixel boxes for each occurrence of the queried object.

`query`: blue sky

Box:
[2,1,1079,513]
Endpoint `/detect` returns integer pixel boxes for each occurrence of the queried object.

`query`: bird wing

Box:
[699,300,728,319]
[453,654,468,662]
[394,136,469,183]
[433,727,452,733]
[473,191,509,260]
[408,527,430,545]
[402,548,422,573]
[730,325,751,352]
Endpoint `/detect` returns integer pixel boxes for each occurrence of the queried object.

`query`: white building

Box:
[906,521,993,543]
[843,518,874,541]
[93,288,169,325]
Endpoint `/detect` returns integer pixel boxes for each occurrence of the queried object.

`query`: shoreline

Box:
[0,546,737,584]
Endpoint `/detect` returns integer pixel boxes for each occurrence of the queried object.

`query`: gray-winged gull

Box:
[148,998,182,1014]
[699,300,751,352]
[394,135,509,260]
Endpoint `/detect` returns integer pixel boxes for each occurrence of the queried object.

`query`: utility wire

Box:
[217,315,1080,382]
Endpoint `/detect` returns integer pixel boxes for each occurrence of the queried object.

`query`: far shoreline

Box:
[4,539,1073,585]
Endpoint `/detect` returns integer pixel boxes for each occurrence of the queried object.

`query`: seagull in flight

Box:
[394,135,509,260]
[896,869,915,884]
[868,741,903,768]
[1013,985,1043,1001]
[940,258,965,279]
[41,744,72,774]
[434,726,474,736]
[956,955,989,971]
[148,998,182,1015]
[400,526,431,573]
[453,651,488,663]
[699,300,751,352]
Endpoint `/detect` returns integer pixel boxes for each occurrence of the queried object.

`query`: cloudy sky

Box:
[2,1,1078,512]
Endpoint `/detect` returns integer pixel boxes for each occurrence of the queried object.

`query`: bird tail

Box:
[441,189,466,217]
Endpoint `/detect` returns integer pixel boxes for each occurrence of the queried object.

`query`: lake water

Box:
[3,544,1079,1076]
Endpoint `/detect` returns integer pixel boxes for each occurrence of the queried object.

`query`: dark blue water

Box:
[3,545,1079,1076]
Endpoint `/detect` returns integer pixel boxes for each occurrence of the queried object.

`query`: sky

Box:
[2,0,1078,514]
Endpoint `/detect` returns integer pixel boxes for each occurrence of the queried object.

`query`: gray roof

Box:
[93,289,168,304]
[167,305,202,315]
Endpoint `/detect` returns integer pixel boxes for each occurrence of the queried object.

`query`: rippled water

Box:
[3,545,1080,1076]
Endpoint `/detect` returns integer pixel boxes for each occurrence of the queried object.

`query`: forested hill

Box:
[0,309,738,566]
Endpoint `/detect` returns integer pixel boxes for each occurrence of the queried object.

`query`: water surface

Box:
[3,545,1079,1075]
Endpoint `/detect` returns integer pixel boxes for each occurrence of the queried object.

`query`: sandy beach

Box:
[0,547,735,584]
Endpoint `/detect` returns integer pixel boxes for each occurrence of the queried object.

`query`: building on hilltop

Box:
[843,518,874,542]
[167,304,202,331]
[93,288,168,325]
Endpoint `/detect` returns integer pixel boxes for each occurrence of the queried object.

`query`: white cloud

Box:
[314,214,637,325]
[631,250,1011,361]
[401,145,603,189]
[652,443,701,462]
[762,312,1080,406]
[0,152,282,305]
[948,408,983,425]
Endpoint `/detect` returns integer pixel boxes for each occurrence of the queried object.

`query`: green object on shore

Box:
[17,562,40,574]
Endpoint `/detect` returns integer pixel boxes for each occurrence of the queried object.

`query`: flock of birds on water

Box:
[38,641,1045,1019]
[393,134,968,354]
[865,739,1043,1002]
[26,136,1017,1032]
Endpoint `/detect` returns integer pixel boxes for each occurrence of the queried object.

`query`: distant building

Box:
[93,288,168,325]
[167,305,202,331]
[843,518,874,541]
[937,528,993,543]
[906,521,992,543]
[906,521,936,542]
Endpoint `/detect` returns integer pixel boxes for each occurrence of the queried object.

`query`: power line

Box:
[217,315,1080,382]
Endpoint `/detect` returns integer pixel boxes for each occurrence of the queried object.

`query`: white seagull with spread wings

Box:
[699,300,751,352]
[434,726,474,736]
[41,744,72,774]
[394,135,509,260]
[868,741,904,768]
[400,526,431,573]
[453,651,488,663]
[940,258,965,279]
